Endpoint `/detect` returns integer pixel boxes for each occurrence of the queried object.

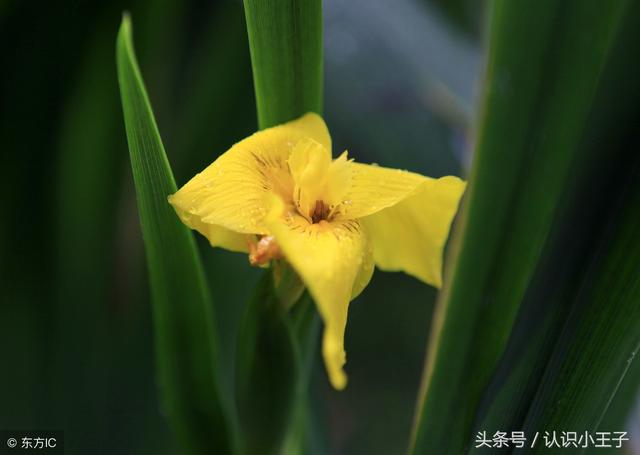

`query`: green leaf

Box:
[520,163,640,450]
[471,156,640,453]
[410,1,632,452]
[468,1,640,444]
[243,0,323,128]
[282,294,321,454]
[116,14,235,454]
[235,272,300,455]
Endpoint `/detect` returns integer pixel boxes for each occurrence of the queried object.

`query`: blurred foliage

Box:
[427,0,487,39]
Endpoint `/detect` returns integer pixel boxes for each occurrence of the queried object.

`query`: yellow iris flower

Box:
[168,113,466,390]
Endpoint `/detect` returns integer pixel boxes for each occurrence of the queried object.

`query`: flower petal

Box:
[173,208,250,253]
[168,113,330,238]
[361,176,466,287]
[266,202,373,389]
[335,162,439,220]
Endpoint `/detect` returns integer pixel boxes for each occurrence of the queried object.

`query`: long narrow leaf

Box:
[243,0,323,128]
[521,160,640,450]
[470,1,640,442]
[116,15,234,454]
[410,1,630,452]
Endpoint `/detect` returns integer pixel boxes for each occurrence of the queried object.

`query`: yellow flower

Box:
[168,113,466,390]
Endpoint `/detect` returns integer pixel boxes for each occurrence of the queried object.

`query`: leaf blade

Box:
[235,272,300,455]
[521,161,640,447]
[116,14,235,454]
[410,1,632,452]
[243,0,323,128]
[469,0,640,441]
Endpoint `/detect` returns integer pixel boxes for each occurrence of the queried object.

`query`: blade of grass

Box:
[243,0,323,128]
[116,14,235,454]
[410,0,631,452]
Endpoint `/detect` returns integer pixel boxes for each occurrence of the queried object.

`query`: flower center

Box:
[311,199,330,223]
[287,138,352,225]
